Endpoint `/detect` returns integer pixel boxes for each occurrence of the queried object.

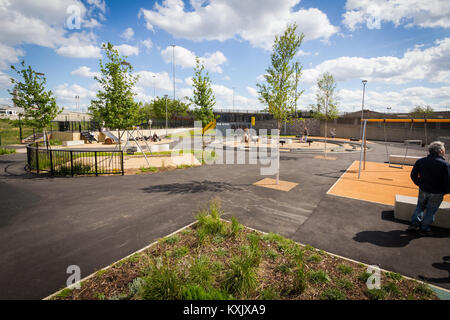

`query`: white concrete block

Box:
[62,140,85,146]
[394,194,450,229]
[158,144,170,152]
[389,155,421,166]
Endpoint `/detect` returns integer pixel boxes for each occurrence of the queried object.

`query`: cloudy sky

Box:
[0,0,449,113]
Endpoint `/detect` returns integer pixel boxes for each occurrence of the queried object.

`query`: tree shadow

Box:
[418,256,450,284]
[141,180,244,195]
[353,230,420,248]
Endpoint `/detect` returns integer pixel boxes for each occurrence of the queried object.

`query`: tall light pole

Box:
[387,106,391,115]
[171,45,176,101]
[152,75,156,101]
[164,94,168,137]
[360,80,367,140]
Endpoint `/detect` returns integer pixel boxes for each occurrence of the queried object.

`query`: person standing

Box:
[303,126,309,143]
[408,141,450,236]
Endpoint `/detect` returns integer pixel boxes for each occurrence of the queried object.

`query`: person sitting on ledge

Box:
[408,141,450,236]
[151,133,161,142]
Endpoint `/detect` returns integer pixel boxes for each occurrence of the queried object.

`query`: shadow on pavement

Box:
[419,256,450,284]
[141,180,244,194]
[353,230,421,247]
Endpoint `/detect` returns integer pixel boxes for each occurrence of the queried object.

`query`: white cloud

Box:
[56,44,101,58]
[71,66,100,78]
[0,43,24,70]
[139,0,339,50]
[116,44,139,56]
[0,71,11,88]
[121,27,134,41]
[0,0,105,67]
[160,46,227,73]
[54,83,97,109]
[135,70,174,93]
[343,0,450,31]
[141,38,153,50]
[301,38,450,85]
[246,86,258,98]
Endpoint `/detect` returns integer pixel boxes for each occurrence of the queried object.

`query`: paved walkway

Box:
[0,142,449,299]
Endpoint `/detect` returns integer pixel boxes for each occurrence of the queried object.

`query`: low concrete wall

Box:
[394,195,450,229]
[51,132,81,142]
[253,118,320,136]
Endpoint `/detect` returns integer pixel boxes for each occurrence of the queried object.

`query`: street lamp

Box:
[360,80,367,140]
[387,106,391,115]
[170,45,176,101]
[164,94,168,137]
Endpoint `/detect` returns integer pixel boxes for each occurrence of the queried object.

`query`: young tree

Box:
[256,23,304,130]
[89,43,140,148]
[190,57,217,127]
[311,72,339,156]
[9,61,62,146]
[256,23,304,183]
[410,105,434,145]
[311,72,339,120]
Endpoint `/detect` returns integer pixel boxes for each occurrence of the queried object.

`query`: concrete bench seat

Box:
[394,194,450,229]
[149,144,170,152]
[389,155,421,166]
[62,140,85,146]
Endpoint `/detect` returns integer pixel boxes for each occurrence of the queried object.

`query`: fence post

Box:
[95,151,98,176]
[121,151,124,176]
[35,146,39,174]
[70,151,74,176]
[49,149,53,176]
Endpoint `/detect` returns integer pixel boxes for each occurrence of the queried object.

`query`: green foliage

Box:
[382,282,399,296]
[172,246,189,258]
[337,264,353,275]
[265,249,278,261]
[128,277,146,297]
[308,270,330,284]
[140,167,159,173]
[56,288,73,299]
[181,284,230,300]
[261,287,280,300]
[358,271,372,283]
[365,288,386,300]
[413,283,433,297]
[0,148,16,155]
[410,105,434,118]
[195,199,226,242]
[275,263,293,274]
[94,292,106,300]
[163,235,180,244]
[89,43,140,131]
[304,244,315,251]
[138,261,183,300]
[293,262,307,294]
[214,248,227,257]
[230,216,243,236]
[310,72,339,120]
[321,288,346,300]
[335,278,354,290]
[385,272,402,281]
[256,23,304,129]
[189,256,213,288]
[140,97,189,121]
[223,254,258,296]
[307,254,321,263]
[9,61,62,130]
[190,57,217,127]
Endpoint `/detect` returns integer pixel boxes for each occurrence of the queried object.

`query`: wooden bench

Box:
[389,155,421,166]
[394,194,450,229]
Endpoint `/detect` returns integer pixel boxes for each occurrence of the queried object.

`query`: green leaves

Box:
[9,61,62,130]
[257,23,304,129]
[190,57,217,127]
[140,97,189,121]
[89,42,140,130]
[311,72,339,120]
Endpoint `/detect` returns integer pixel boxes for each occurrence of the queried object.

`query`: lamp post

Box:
[164,94,168,137]
[387,106,391,116]
[360,80,367,140]
[170,45,176,101]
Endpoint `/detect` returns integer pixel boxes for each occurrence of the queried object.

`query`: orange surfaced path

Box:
[327,161,450,206]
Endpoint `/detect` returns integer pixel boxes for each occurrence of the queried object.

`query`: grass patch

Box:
[413,283,434,297]
[308,270,330,284]
[140,166,158,173]
[172,246,189,258]
[337,264,353,275]
[386,272,402,281]
[335,278,354,290]
[366,289,386,300]
[0,148,16,155]
[382,282,399,296]
[321,288,346,300]
[265,249,278,261]
[307,254,321,263]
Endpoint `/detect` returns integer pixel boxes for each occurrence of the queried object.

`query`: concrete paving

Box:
[0,141,449,299]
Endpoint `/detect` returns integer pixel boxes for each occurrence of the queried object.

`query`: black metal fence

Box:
[26,144,124,176]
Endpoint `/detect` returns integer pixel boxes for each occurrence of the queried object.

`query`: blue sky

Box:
[0,0,449,113]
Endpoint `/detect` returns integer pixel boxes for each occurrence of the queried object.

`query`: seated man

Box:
[152,133,161,142]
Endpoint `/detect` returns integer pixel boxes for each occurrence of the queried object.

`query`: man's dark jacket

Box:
[410,154,450,194]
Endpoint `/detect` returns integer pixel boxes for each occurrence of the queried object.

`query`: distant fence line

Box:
[26,144,124,176]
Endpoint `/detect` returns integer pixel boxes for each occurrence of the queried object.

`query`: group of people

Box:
[133,132,161,142]
[408,141,450,236]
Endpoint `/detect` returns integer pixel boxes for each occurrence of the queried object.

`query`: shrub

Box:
[321,288,346,300]
[337,264,353,275]
[181,284,230,300]
[382,282,399,296]
[189,256,213,288]
[223,255,258,296]
[366,289,386,300]
[172,246,189,258]
[128,277,146,297]
[385,272,402,281]
[138,262,183,300]
[335,278,354,290]
[307,254,321,263]
[358,271,372,283]
[308,270,330,284]
[261,287,280,300]
[413,283,433,297]
[230,216,243,236]
[293,262,307,294]
[195,199,226,241]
